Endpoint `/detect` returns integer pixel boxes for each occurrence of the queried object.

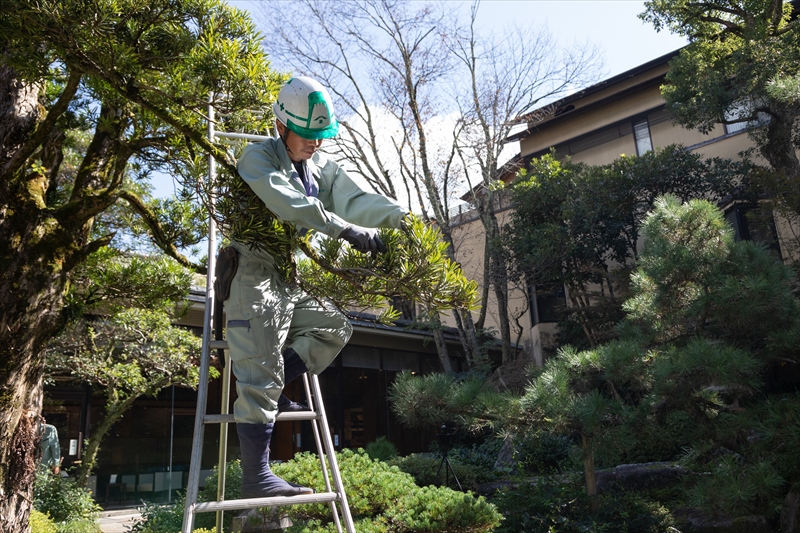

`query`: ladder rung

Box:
[209,339,229,350]
[203,412,320,424]
[193,492,339,513]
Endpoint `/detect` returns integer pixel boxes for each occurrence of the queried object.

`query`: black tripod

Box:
[435,423,463,491]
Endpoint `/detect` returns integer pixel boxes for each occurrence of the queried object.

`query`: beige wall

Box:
[449,207,540,364]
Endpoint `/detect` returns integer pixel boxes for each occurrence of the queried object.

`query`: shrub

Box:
[129,490,225,533]
[55,518,101,533]
[389,453,482,492]
[385,485,502,532]
[517,432,574,475]
[129,500,184,533]
[132,450,502,533]
[447,440,504,483]
[365,436,397,462]
[289,517,389,532]
[29,510,58,533]
[274,449,502,532]
[491,477,674,533]
[33,470,102,524]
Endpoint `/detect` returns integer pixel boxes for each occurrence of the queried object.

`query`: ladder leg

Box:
[308,374,356,533]
[215,351,231,533]
[182,256,217,533]
[184,94,219,533]
[303,375,343,533]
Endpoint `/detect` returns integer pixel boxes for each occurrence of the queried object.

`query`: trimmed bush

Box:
[389,453,482,492]
[365,436,398,462]
[55,518,101,533]
[273,449,501,531]
[129,500,184,533]
[29,510,58,533]
[491,477,673,533]
[385,485,502,532]
[131,450,501,533]
[33,470,101,525]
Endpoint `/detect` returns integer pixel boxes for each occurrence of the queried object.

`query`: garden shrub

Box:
[33,470,102,525]
[54,518,102,533]
[132,450,501,533]
[289,517,390,532]
[129,459,239,533]
[491,477,674,533]
[366,436,397,462]
[517,431,574,475]
[129,499,185,533]
[29,510,58,533]
[384,485,502,532]
[389,453,482,492]
[447,440,504,483]
[275,449,501,532]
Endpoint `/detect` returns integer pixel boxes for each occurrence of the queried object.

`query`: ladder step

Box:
[209,339,229,350]
[193,492,340,513]
[203,412,319,424]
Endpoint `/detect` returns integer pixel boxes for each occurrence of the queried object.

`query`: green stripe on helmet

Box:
[284,90,339,139]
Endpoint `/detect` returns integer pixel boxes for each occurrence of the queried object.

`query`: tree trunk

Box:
[759,105,800,217]
[0,63,95,533]
[0,62,54,533]
[76,398,134,487]
[0,201,79,531]
[582,433,599,515]
[481,194,513,363]
[429,314,453,373]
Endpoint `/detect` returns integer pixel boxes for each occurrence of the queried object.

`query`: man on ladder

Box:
[218,76,408,499]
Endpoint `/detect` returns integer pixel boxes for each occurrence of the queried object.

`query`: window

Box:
[724,98,770,135]
[529,283,567,326]
[724,203,782,258]
[633,118,653,155]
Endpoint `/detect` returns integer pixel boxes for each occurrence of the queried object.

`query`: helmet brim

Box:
[286,119,339,140]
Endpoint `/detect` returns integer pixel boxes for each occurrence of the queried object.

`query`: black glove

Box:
[339,224,387,253]
[400,213,413,235]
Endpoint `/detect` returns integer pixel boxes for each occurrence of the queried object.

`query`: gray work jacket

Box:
[236,138,406,239]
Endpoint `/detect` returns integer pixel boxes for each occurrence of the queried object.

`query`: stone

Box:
[493,435,516,472]
[672,507,774,533]
[595,461,687,492]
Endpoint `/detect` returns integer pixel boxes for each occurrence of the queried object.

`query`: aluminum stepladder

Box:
[181,102,355,533]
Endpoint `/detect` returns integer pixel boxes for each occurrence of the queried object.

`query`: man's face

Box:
[277,121,323,162]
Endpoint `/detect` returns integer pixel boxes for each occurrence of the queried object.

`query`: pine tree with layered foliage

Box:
[394,194,800,519]
[44,249,211,488]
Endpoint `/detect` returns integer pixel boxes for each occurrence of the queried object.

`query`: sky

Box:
[468,1,687,79]
[229,0,688,81]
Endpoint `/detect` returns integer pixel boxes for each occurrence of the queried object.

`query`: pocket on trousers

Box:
[226,318,256,363]
[225,303,279,363]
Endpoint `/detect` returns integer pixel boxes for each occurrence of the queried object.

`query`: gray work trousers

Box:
[226,242,352,424]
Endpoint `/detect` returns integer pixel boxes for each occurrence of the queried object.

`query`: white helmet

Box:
[273,77,339,140]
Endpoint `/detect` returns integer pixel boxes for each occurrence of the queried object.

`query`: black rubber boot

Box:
[283,348,309,384]
[277,394,310,412]
[237,423,313,498]
[278,348,311,412]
